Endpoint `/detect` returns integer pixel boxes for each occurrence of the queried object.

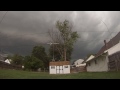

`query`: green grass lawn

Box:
[0,68,120,79]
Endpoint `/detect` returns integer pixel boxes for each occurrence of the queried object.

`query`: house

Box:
[70,59,86,73]
[49,61,70,74]
[4,59,11,64]
[0,53,7,61]
[86,32,120,72]
[73,59,86,67]
[86,52,109,72]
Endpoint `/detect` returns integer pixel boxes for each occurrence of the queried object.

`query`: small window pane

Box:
[51,66,55,69]
[64,66,68,68]
[95,60,97,64]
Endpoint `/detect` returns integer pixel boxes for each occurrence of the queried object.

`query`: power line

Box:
[0,11,8,27]
[101,20,114,47]
[0,11,8,54]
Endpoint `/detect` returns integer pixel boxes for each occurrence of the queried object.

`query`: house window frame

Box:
[51,66,55,69]
[64,65,68,68]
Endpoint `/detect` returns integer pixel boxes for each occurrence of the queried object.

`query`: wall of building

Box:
[87,56,109,72]
[49,65,70,74]
[63,65,70,74]
[71,66,86,73]
[49,66,56,74]
[108,51,120,71]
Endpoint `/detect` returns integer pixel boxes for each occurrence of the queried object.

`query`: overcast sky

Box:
[0,11,120,61]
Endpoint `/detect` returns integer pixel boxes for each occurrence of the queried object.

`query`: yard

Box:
[0,68,120,79]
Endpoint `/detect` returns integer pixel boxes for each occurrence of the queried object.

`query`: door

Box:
[59,66,63,74]
[56,66,59,74]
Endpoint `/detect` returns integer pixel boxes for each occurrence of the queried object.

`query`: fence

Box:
[108,51,120,71]
[0,61,22,70]
[70,66,86,73]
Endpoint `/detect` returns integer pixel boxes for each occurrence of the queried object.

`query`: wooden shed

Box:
[49,61,70,74]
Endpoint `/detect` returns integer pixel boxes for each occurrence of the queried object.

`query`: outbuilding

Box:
[49,61,70,74]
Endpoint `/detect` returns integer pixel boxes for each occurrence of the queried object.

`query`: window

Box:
[95,60,97,64]
[88,62,91,66]
[64,65,68,68]
[51,66,55,69]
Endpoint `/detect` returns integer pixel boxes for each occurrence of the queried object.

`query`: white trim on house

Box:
[86,55,95,62]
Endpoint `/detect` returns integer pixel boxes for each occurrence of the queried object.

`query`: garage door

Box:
[56,66,63,74]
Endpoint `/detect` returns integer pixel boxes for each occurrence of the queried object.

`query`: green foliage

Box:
[32,45,49,68]
[49,44,72,61]
[6,55,12,59]
[49,45,61,61]
[56,20,79,47]
[49,20,79,61]
[32,46,46,60]
[24,56,44,71]
[11,54,24,65]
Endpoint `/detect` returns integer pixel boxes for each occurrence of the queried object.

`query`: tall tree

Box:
[11,54,23,65]
[48,20,79,61]
[24,55,44,71]
[49,44,61,61]
[49,44,72,61]
[32,45,49,68]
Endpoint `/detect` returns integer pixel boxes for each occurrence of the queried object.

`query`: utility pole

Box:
[47,42,59,61]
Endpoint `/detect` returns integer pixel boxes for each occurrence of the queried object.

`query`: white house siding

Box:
[49,66,56,74]
[87,56,109,72]
[49,61,70,74]
[63,65,70,74]
[49,65,70,74]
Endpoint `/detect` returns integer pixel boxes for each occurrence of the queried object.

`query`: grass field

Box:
[0,69,120,79]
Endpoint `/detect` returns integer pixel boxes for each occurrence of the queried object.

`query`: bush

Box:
[24,56,44,71]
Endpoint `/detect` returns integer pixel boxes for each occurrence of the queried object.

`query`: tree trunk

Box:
[64,47,66,61]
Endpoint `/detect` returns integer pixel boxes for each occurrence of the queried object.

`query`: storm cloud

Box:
[0,11,120,61]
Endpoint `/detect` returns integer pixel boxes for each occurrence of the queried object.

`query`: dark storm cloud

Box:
[0,11,120,60]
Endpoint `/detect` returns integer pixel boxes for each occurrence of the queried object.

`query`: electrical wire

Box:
[0,11,8,27]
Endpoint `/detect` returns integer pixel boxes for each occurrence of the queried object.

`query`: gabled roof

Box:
[86,31,120,63]
[49,61,70,66]
[74,59,84,64]
[96,31,120,57]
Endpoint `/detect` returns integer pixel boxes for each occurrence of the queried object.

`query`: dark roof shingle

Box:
[96,31,120,57]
